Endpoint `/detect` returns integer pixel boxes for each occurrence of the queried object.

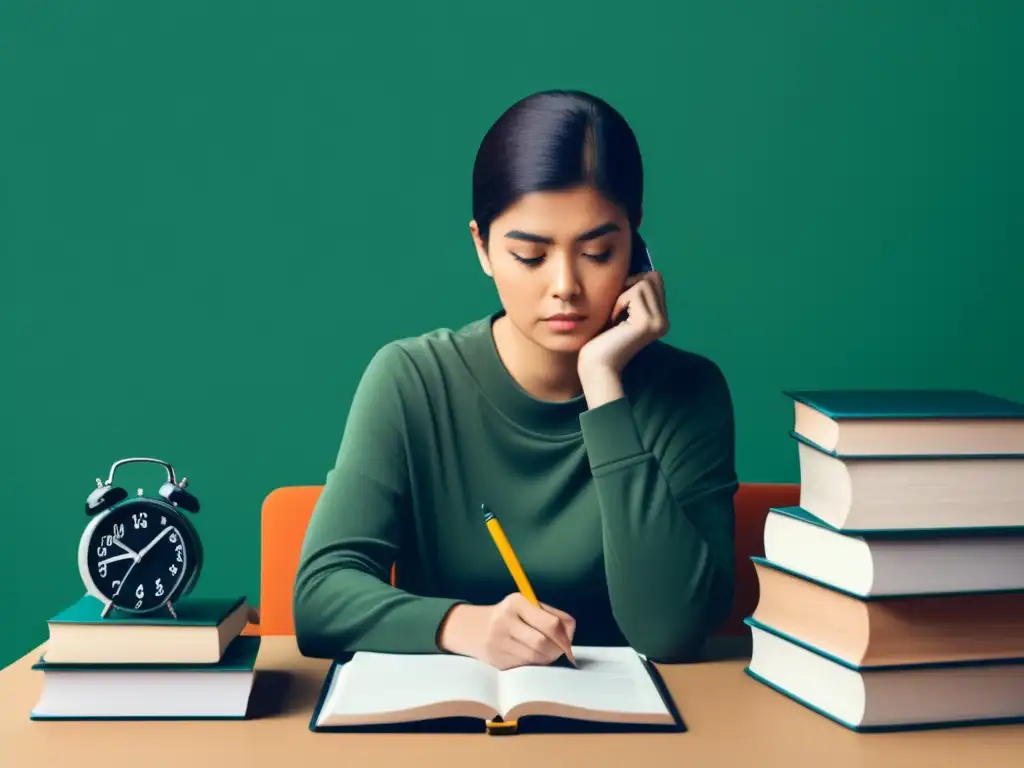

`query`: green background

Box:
[2,1,1022,670]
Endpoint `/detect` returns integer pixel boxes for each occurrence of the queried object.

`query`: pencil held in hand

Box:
[483,507,538,603]
[483,505,577,667]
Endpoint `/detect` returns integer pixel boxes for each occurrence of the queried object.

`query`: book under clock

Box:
[31,635,260,721]
[30,593,258,720]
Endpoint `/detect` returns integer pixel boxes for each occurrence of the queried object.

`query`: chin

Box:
[531,328,593,355]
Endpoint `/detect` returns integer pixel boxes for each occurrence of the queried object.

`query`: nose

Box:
[550,252,581,301]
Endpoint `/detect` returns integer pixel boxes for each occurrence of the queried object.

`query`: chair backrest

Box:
[721,482,800,634]
[255,481,799,637]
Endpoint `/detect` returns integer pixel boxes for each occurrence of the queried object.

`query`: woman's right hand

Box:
[437,594,576,670]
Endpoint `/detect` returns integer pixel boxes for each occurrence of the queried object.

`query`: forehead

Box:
[497,186,626,233]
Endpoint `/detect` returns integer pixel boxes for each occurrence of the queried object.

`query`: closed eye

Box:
[511,249,612,266]
[511,252,545,266]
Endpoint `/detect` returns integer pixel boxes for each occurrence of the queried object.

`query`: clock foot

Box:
[165,601,178,619]
[101,601,113,619]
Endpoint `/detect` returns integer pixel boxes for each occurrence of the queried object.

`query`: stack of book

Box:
[30,593,259,720]
[744,388,1024,732]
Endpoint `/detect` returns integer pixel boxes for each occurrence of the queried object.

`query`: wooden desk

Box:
[2,636,1022,768]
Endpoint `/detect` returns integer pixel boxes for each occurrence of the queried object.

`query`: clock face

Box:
[82,499,197,613]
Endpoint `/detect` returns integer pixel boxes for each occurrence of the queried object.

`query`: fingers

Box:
[540,602,576,642]
[623,273,645,289]
[643,270,666,315]
[611,279,639,322]
[517,598,577,666]
[507,617,566,666]
[624,274,668,336]
[503,594,576,666]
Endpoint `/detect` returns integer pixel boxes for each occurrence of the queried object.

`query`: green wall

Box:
[3,2,1022,670]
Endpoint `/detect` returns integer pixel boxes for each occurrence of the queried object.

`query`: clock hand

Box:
[111,527,179,599]
[136,526,173,561]
[114,557,139,597]
[98,553,136,567]
[112,538,140,559]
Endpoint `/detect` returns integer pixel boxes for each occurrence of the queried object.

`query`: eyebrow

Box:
[503,221,621,245]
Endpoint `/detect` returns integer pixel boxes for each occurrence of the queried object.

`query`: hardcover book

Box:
[309,645,683,734]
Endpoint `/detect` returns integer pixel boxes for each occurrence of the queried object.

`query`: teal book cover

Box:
[783,388,1024,420]
[769,505,1024,539]
[48,593,247,626]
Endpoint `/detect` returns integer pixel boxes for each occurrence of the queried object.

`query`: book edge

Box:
[750,555,1024,599]
[743,667,1024,733]
[743,616,1024,671]
[789,429,1024,460]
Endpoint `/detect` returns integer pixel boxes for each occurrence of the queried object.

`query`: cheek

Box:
[491,270,534,314]
[585,272,626,311]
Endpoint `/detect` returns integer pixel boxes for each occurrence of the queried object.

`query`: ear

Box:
[469,220,493,278]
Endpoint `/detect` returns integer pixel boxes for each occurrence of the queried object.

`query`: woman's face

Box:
[471,185,634,355]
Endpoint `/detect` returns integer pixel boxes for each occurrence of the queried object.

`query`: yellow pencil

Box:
[482,504,576,667]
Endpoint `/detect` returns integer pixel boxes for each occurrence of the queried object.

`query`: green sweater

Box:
[293,311,738,663]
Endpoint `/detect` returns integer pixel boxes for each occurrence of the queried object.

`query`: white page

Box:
[496,646,668,716]
[324,651,499,718]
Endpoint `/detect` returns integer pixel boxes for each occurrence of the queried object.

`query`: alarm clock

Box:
[78,457,204,619]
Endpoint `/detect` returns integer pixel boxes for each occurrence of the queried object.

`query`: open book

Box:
[309,646,682,734]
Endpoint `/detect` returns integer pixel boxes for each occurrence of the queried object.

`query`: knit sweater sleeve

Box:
[292,344,463,659]
[578,354,738,663]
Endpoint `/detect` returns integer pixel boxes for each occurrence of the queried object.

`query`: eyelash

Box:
[511,249,613,266]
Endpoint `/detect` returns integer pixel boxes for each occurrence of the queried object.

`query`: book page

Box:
[319,651,499,725]
[497,646,670,720]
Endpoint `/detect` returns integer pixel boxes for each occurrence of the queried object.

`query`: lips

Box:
[544,313,586,332]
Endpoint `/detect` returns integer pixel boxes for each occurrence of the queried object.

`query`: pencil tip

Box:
[481,503,494,522]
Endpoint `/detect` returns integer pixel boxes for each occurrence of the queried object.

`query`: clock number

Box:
[155,578,164,597]
[175,544,183,563]
[135,583,145,599]
[99,563,107,578]
[169,533,177,543]
[135,600,143,609]
[96,545,108,557]
[112,580,121,589]
[132,512,148,529]
[169,564,178,576]
[113,523,125,539]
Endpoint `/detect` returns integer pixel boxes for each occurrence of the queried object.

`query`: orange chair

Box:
[251,482,799,638]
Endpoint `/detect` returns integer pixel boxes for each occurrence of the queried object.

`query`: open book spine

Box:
[485,716,519,735]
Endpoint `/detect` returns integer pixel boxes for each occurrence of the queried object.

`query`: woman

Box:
[293,90,738,668]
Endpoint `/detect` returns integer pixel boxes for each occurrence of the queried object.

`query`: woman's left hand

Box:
[578,271,670,378]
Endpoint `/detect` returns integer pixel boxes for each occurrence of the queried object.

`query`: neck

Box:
[492,314,583,402]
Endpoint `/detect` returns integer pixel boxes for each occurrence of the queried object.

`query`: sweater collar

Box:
[460,310,588,438]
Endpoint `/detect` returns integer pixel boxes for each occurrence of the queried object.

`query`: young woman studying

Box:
[293,90,738,668]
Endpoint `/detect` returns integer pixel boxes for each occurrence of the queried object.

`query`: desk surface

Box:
[3,636,1023,768]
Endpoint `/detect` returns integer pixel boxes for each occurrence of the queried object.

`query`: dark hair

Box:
[472,90,648,271]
